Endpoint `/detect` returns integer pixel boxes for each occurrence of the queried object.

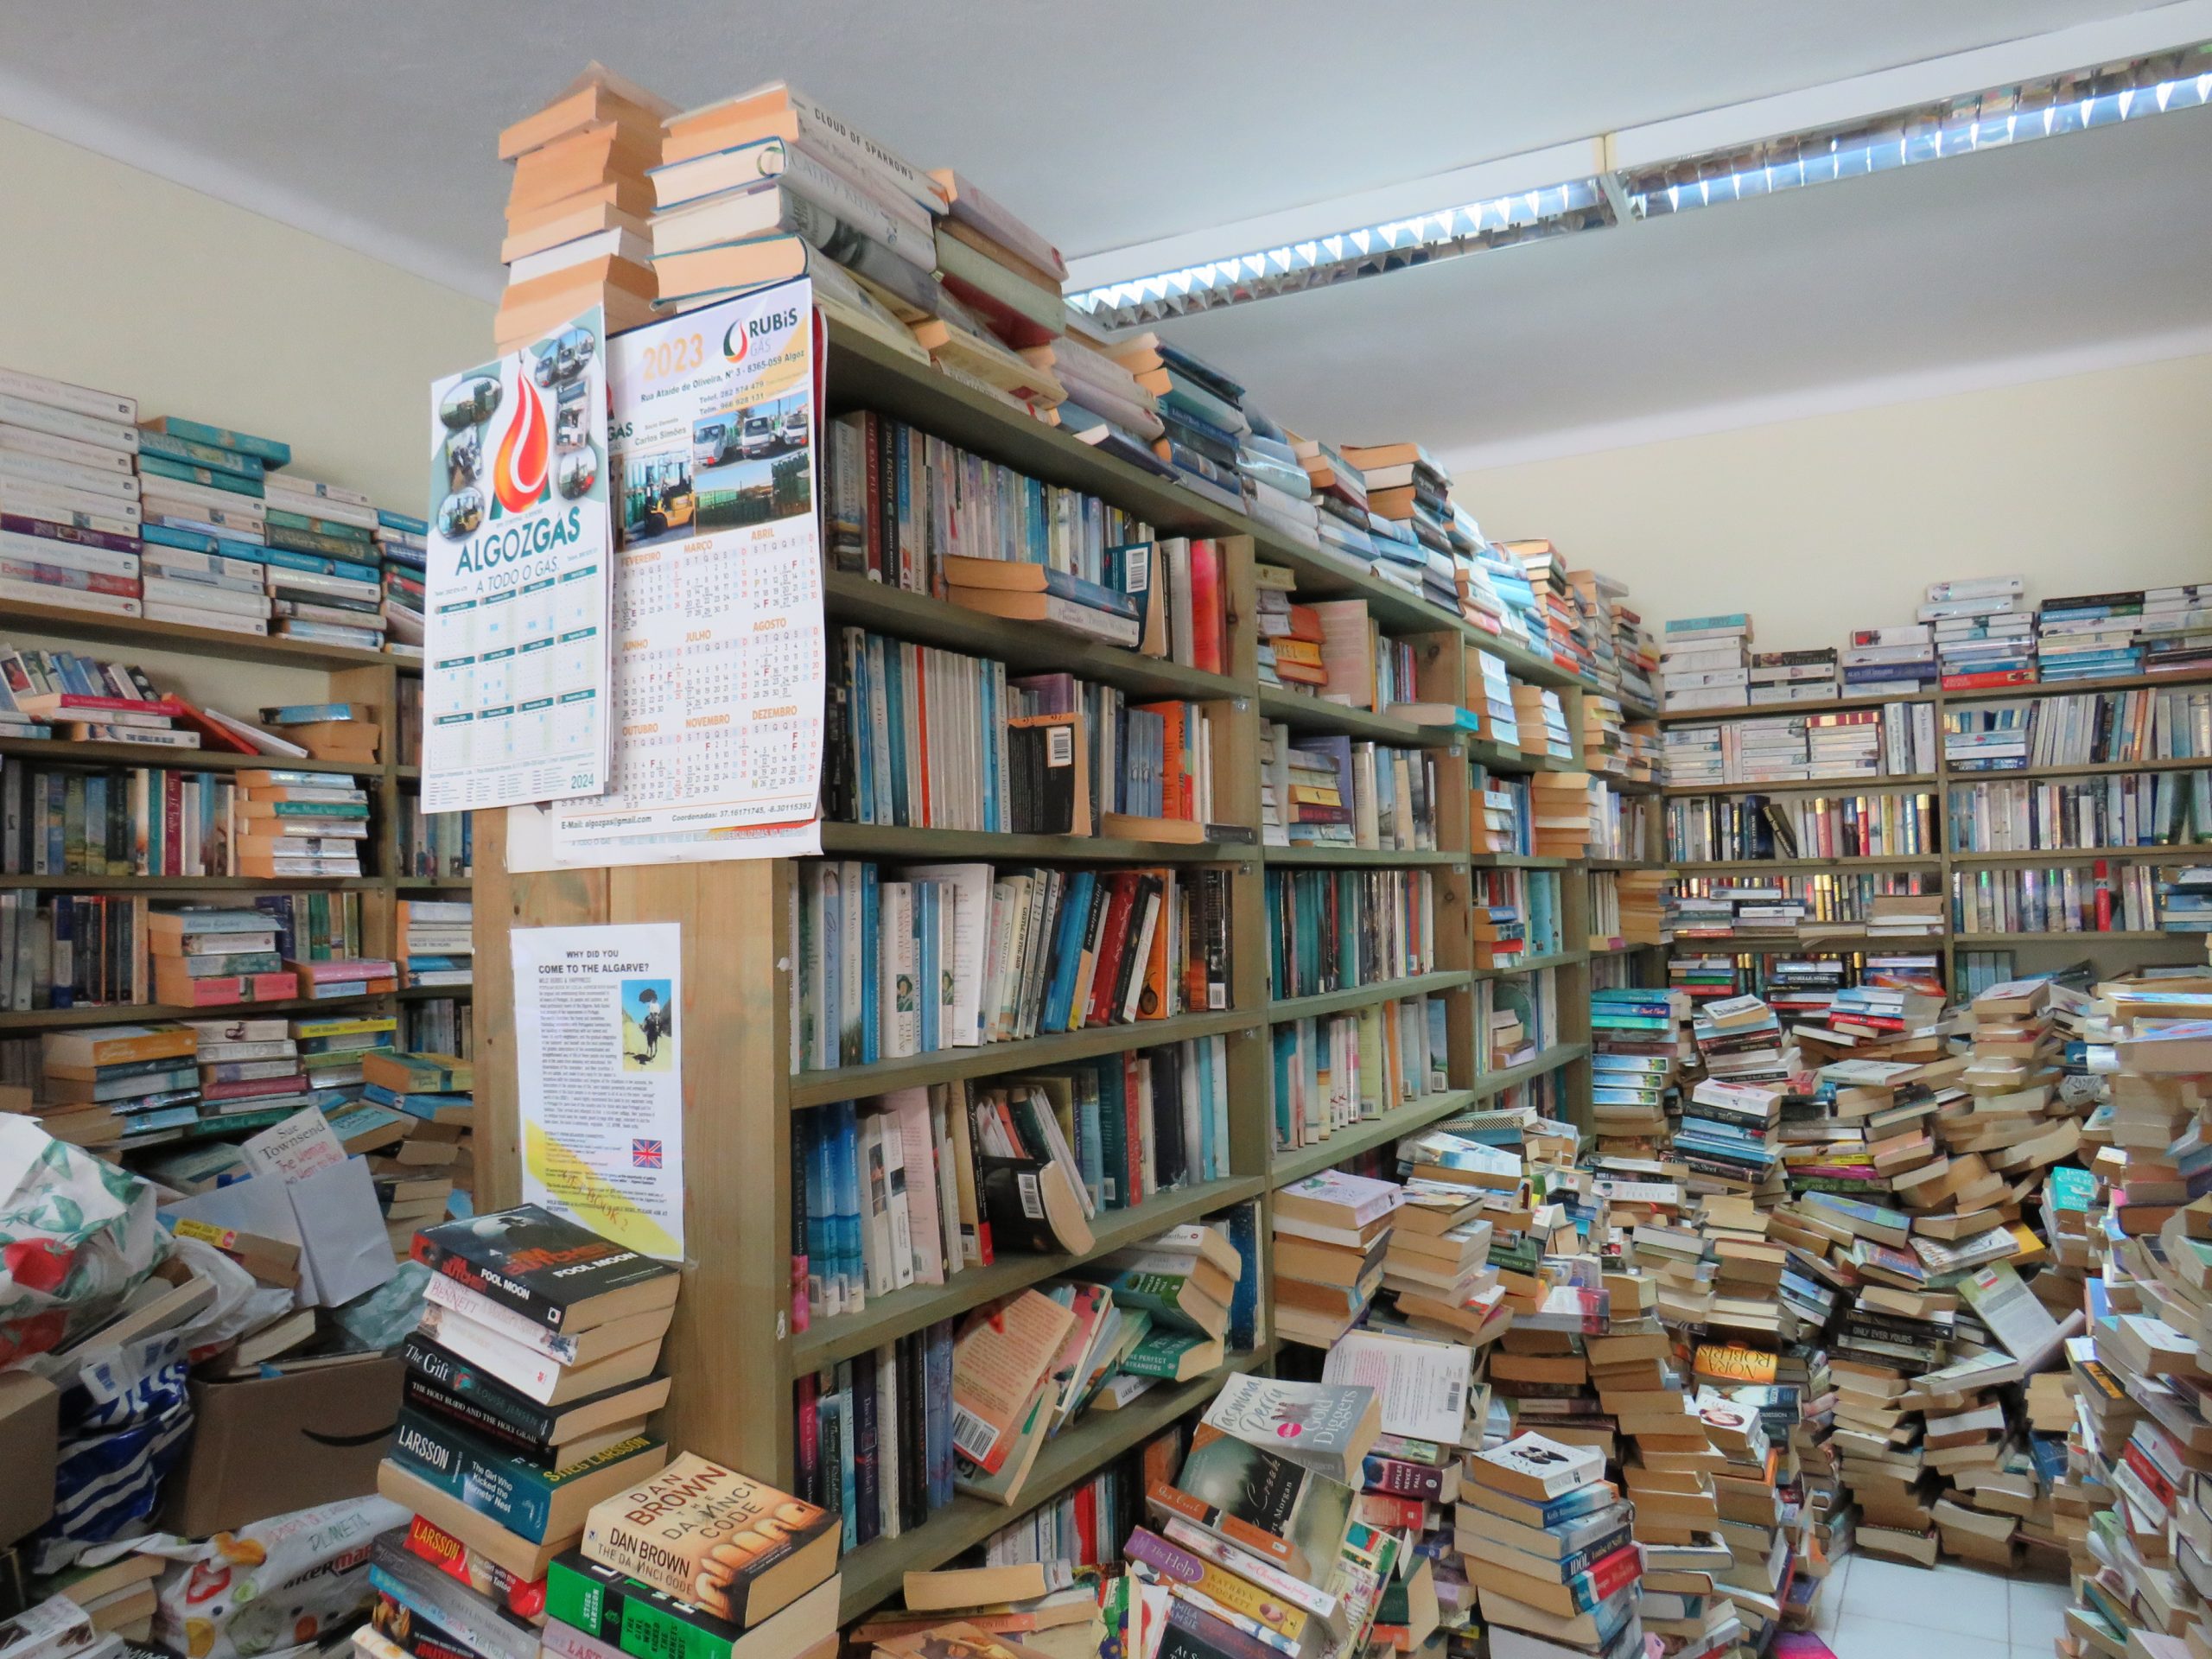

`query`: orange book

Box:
[508,125,661,214]
[499,73,670,162]
[949,1291,1077,1476]
[40,1024,195,1072]
[504,178,655,236]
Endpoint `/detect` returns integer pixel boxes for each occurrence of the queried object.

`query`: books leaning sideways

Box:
[380,1204,678,1581]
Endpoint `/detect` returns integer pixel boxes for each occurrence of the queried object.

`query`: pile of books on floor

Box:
[362,1050,475,1250]
[1273,1169,1401,1347]
[1657,615,1751,713]
[2037,588,2151,681]
[494,67,668,348]
[0,365,144,620]
[1924,574,2034,689]
[378,1204,678,1584]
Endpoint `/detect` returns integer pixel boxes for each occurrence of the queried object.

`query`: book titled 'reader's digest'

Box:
[410,1203,678,1332]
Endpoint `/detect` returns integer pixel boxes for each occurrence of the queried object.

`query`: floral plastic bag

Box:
[0,1116,167,1368]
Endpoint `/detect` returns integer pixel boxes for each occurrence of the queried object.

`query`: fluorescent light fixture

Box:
[1624,42,2212,219]
[1068,178,1612,327]
[1068,38,2211,326]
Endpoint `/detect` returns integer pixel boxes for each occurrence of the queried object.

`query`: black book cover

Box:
[1150,1043,1186,1187]
[409,1203,673,1332]
[849,1356,880,1547]
[900,1332,926,1531]
[976,1156,1064,1254]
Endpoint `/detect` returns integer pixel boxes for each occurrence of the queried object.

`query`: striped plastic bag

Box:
[0,1116,167,1369]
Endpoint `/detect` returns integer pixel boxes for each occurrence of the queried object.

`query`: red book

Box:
[1085,873,1141,1028]
[1188,538,1224,676]
[15,691,186,716]
[861,412,885,582]
[1941,670,2037,690]
[2095,859,2113,931]
[202,1073,310,1102]
[168,702,261,755]
[911,640,931,827]
[1123,1050,1144,1201]
[164,772,183,874]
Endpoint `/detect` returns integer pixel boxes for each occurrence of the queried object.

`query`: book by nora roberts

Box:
[582,1452,838,1628]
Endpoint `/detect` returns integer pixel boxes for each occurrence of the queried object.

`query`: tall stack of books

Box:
[0,367,144,619]
[399,898,474,988]
[1294,438,1377,571]
[1923,575,2034,688]
[134,413,283,635]
[2036,588,2146,680]
[376,508,430,654]
[1658,617,1751,713]
[1462,1430,1642,1659]
[1236,409,1321,550]
[381,1204,679,1582]
[1271,1168,1401,1348]
[363,1051,475,1249]
[496,68,669,350]
[1343,443,1455,613]
[2142,582,2212,673]
[1111,336,1249,515]
[1587,988,1677,1152]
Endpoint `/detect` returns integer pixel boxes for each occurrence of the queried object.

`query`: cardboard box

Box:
[0,1370,59,1546]
[162,1357,404,1535]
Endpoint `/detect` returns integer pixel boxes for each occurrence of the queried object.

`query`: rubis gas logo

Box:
[489,364,550,518]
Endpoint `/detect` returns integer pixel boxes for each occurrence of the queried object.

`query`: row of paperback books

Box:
[1263,869,1439,1000]
[1259,725,1441,853]
[790,861,1235,1072]
[1271,995,1453,1152]
[1662,789,1940,862]
[0,890,367,1013]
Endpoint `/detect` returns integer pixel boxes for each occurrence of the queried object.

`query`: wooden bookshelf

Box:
[465,311,1633,1621]
[0,607,472,1048]
[1652,666,2212,988]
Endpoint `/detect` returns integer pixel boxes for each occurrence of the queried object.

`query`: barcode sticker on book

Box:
[1017,1170,1044,1219]
[1047,725,1071,767]
[950,1402,998,1462]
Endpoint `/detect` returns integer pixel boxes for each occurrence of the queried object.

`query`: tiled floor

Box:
[1813,1551,2073,1659]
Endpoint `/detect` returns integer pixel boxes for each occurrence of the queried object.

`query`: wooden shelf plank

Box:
[1947,844,2212,864]
[1255,688,1448,747]
[1266,971,1471,1024]
[6,598,395,668]
[791,1174,1265,1370]
[0,988,397,1032]
[823,571,1244,704]
[1261,845,1467,868]
[1662,773,1936,798]
[0,736,381,777]
[1965,930,2179,944]
[830,1346,1268,1620]
[1471,1043,1589,1098]
[1584,858,1669,872]
[1474,950,1587,979]
[1268,1090,1478,1188]
[0,874,378,892]
[790,1007,1251,1108]
[818,822,1255,866]
[1669,856,1938,872]
[1470,854,1573,870]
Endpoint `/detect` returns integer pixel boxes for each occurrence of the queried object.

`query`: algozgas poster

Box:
[505,279,826,869]
[421,308,612,814]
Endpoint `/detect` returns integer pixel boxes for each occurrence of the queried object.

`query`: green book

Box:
[1118,1327,1220,1381]
[139,454,267,497]
[389,1405,662,1542]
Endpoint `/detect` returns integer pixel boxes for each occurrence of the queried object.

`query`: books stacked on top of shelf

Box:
[791,861,1234,1071]
[1341,443,1455,613]
[1748,648,1839,704]
[1293,437,1377,569]
[235,764,372,877]
[257,473,391,651]
[376,508,430,655]
[1529,772,1594,861]
[1923,575,2034,690]
[1273,1168,1401,1347]
[382,1204,679,1580]
[495,67,670,348]
[2142,582,2212,674]
[1661,724,1723,790]
[257,699,381,765]
[1503,543,1595,682]
[1234,405,1320,551]
[1478,540,1548,648]
[1029,323,1165,459]
[1456,521,1521,646]
[1842,622,1936,694]
[0,644,195,747]
[1106,335,1247,516]
[0,365,144,620]
[2036,589,2146,682]
[1476,652,1522,749]
[400,898,474,988]
[1659,616,1751,714]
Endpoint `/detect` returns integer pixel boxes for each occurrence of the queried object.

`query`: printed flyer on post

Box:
[421,308,612,814]
[506,279,826,870]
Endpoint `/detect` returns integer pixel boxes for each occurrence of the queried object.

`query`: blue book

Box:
[145,416,290,467]
[800,1115,829,1313]
[860,863,880,1066]
[1076,1080,1104,1209]
[925,1323,955,1506]
[378,509,430,535]
[981,663,1000,830]
[882,644,908,827]
[1195,1039,1217,1179]
[1665,613,1749,632]
[140,522,217,554]
[1095,1057,1129,1209]
[837,1102,867,1311]
[1040,872,1096,1033]
[849,634,874,825]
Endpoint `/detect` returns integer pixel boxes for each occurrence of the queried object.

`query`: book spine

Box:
[543,1559,741,1659]
[389,1408,560,1541]
[402,1370,561,1456]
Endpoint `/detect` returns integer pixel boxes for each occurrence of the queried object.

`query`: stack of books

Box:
[0,365,144,620]
[2141,582,2212,673]
[380,1204,679,1581]
[1343,443,1453,599]
[2036,588,2146,680]
[1529,770,1594,861]
[1463,1430,1642,1659]
[496,68,668,349]
[376,507,430,653]
[399,897,474,988]
[1503,543,1597,681]
[1029,327,1161,454]
[235,766,370,878]
[1272,1169,1401,1348]
[928,167,1065,355]
[1923,575,2034,687]
[1587,988,1677,1150]
[135,413,286,627]
[1236,409,1322,550]
[1747,648,1839,704]
[1294,438,1377,570]
[362,1051,475,1249]
[1658,616,1751,713]
[1106,335,1247,516]
[1841,622,1937,692]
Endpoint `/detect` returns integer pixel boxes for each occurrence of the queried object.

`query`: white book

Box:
[142,575,268,617]
[263,474,372,511]
[838,859,865,1063]
[667,80,945,219]
[0,423,137,477]
[0,394,136,454]
[0,449,137,501]
[0,530,139,579]
[0,366,133,424]
[898,862,992,1046]
[880,1109,915,1291]
[0,577,140,617]
[508,226,653,284]
[859,1114,891,1296]
[875,1341,901,1539]
[880,880,918,1058]
[0,480,143,533]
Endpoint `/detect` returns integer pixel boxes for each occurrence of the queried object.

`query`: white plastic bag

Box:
[137,1494,410,1659]
[0,1117,166,1367]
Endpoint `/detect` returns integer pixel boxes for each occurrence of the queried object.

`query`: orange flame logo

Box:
[492,367,549,515]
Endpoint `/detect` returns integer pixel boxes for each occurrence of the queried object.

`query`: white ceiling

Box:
[3,0,2206,461]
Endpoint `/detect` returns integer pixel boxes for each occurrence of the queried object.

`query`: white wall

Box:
[1452,352,2212,652]
[0,116,491,512]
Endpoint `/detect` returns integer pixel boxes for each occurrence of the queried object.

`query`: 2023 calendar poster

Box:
[422,306,612,815]
[506,279,826,870]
